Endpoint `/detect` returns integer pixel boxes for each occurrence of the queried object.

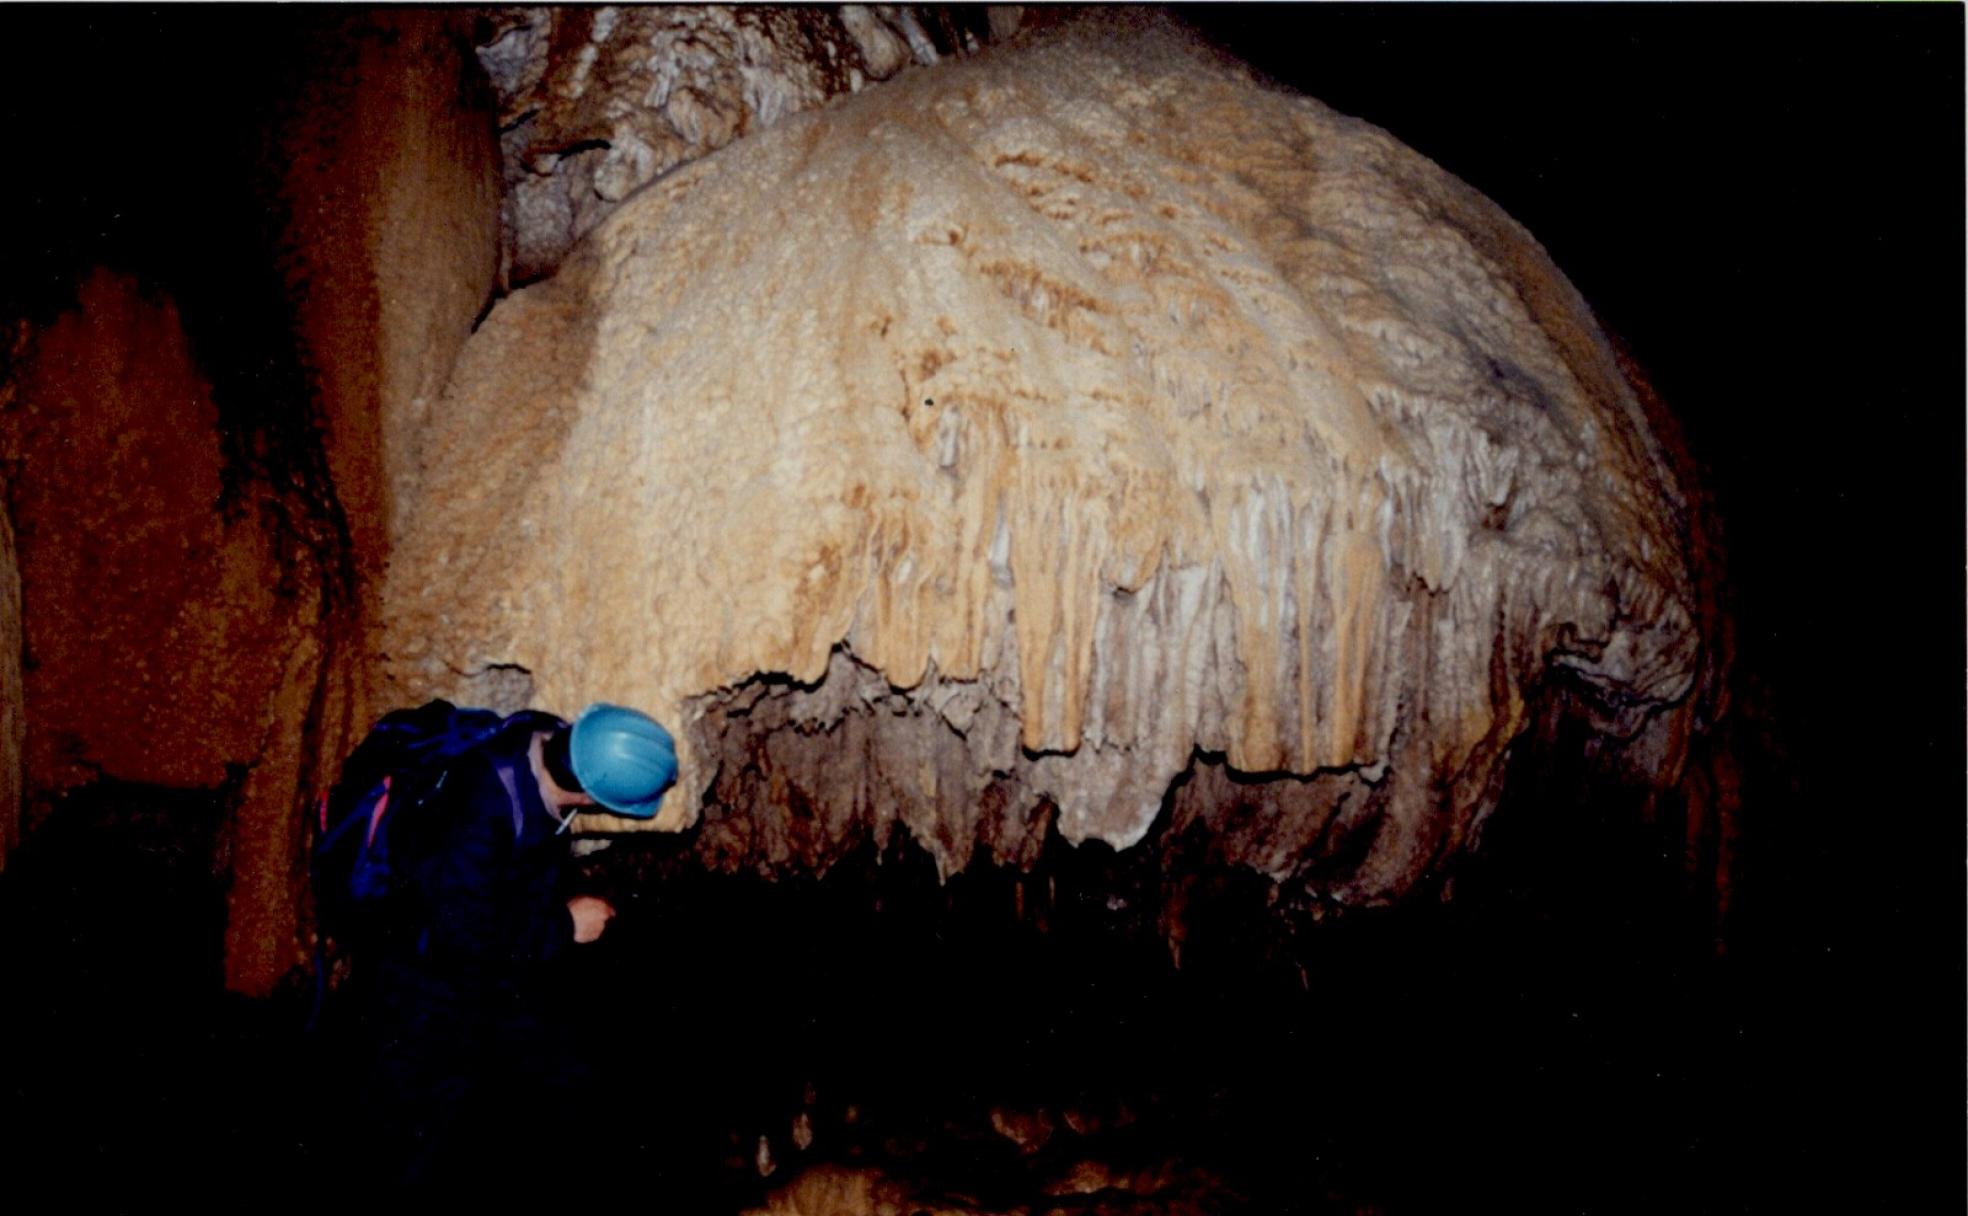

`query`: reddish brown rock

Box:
[280,8,505,598]
[241,8,507,990]
[0,9,511,994]
[0,343,21,871]
[4,274,310,795]
[0,272,329,992]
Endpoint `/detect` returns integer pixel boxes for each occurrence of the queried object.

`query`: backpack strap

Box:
[486,713,568,837]
[366,774,394,848]
[494,760,524,838]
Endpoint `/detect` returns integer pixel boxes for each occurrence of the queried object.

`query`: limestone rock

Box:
[388,14,1707,905]
[473,5,1023,283]
[2,274,313,796]
[236,8,507,992]
[0,271,335,985]
[0,9,509,994]
[283,8,506,578]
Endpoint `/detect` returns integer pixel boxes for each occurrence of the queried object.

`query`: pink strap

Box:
[365,775,393,847]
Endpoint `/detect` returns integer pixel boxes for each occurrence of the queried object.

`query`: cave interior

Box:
[0,6,1960,1212]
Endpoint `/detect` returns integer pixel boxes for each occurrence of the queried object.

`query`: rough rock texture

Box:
[285,8,507,575]
[0,9,508,994]
[0,271,327,960]
[2,274,315,796]
[233,8,506,993]
[474,5,1031,282]
[387,13,1714,907]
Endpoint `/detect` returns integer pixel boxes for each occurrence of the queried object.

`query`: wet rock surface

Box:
[391,13,1717,912]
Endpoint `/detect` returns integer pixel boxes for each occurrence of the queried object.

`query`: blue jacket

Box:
[376,731,575,1017]
[344,722,589,1187]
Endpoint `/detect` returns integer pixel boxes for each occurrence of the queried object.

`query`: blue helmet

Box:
[567,703,678,818]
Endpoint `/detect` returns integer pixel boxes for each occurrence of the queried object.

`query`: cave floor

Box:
[0,790,1826,1212]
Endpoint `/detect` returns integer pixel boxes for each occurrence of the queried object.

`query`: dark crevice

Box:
[550,136,613,160]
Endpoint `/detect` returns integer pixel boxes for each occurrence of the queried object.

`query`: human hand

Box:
[568,894,616,944]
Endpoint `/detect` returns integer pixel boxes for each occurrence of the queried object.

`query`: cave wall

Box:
[386,13,1721,911]
[0,9,510,994]
[0,6,1043,993]
[0,272,327,995]
[1,7,1737,992]
[2,275,311,799]
[282,9,506,577]
[239,9,510,992]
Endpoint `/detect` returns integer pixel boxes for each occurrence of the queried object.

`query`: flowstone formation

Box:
[387,14,1713,907]
[474,5,1032,282]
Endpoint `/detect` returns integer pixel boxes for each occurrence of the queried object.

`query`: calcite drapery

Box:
[387,14,1702,903]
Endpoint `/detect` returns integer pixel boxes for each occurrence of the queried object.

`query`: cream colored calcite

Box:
[387,14,1701,901]
[475,4,1021,282]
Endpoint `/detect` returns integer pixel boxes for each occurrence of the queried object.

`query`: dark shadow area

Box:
[1175,6,1966,1207]
[0,782,1759,1212]
[0,782,311,1201]
[366,807,1756,1212]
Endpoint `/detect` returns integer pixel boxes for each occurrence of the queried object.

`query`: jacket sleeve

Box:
[510,875,577,967]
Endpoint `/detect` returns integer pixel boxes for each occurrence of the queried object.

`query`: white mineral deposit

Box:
[386,14,1706,907]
